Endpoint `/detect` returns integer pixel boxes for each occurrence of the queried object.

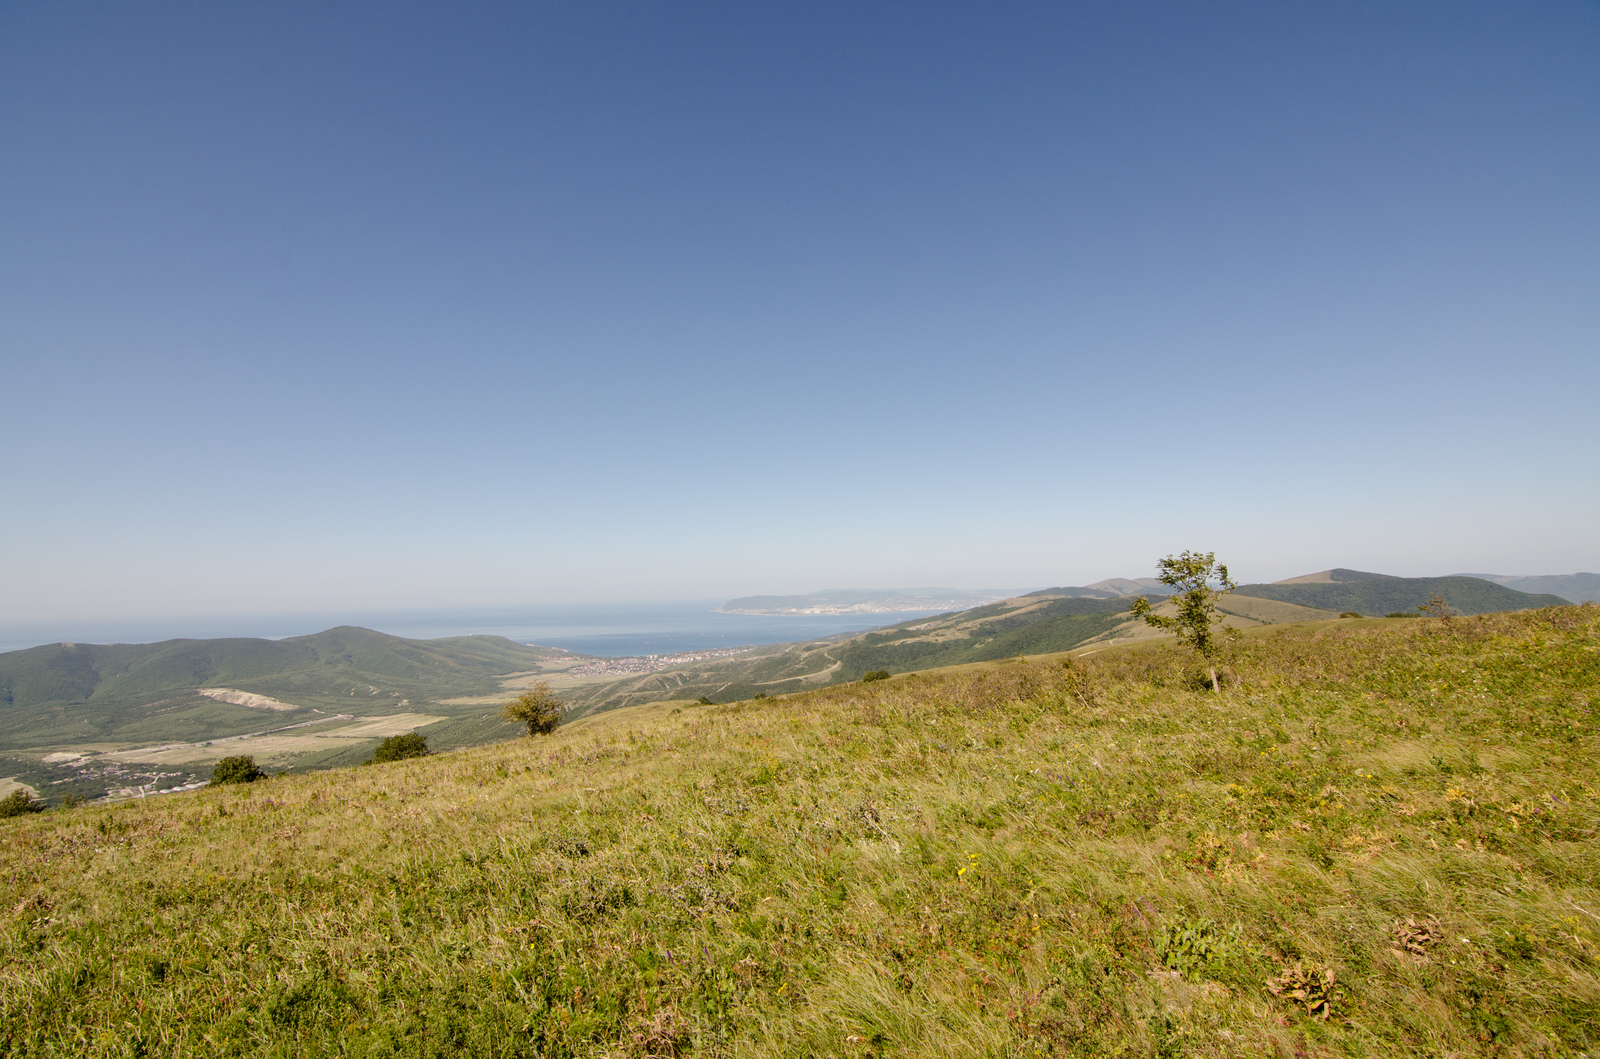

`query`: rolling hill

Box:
[553,594,1138,718]
[1231,569,1570,616]
[0,628,576,800]
[1023,577,1175,599]
[553,586,1332,719]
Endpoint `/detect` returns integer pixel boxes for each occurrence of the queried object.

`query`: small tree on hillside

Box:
[502,682,565,736]
[1418,593,1457,621]
[1129,551,1238,694]
[370,732,430,764]
[211,755,264,785]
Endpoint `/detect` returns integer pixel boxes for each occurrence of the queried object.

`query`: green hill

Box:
[0,627,559,718]
[1232,569,1570,616]
[1,605,1594,1056]
[0,628,573,800]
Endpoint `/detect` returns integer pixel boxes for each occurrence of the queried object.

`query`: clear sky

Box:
[3,1,1597,624]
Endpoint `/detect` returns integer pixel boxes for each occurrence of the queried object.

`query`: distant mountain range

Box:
[1234,569,1572,615]
[1457,572,1600,604]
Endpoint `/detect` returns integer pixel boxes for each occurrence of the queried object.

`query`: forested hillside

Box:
[1233,570,1568,616]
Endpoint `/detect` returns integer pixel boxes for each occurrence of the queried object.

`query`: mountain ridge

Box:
[1456,571,1600,604]
[1235,570,1569,615]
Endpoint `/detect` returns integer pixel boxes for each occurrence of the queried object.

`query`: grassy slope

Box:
[558,598,1133,719]
[1233,574,1570,616]
[2,606,1596,1057]
[1215,596,1339,624]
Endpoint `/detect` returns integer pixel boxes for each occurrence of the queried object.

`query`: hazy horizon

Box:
[4,563,1593,654]
[0,597,987,656]
[4,2,1596,623]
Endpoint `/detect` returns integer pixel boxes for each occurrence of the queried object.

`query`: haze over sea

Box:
[0,603,952,658]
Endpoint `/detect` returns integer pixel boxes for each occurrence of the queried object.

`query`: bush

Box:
[211,755,264,785]
[696,696,715,705]
[0,789,44,818]
[1386,611,1420,619]
[502,682,564,736]
[370,733,429,764]
[1340,611,1363,619]
[861,670,892,683]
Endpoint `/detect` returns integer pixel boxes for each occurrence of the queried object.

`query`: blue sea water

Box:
[0,602,947,657]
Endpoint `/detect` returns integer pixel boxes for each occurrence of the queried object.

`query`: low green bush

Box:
[861,670,892,683]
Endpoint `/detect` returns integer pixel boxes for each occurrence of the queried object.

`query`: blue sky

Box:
[3,1,1597,624]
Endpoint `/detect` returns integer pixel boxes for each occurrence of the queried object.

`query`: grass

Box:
[1,607,1597,1057]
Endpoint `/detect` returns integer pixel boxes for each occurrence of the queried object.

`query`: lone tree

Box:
[1418,593,1457,621]
[211,755,264,785]
[502,682,565,736]
[369,732,430,764]
[1129,550,1238,694]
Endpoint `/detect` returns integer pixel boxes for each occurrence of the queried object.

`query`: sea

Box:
[0,601,953,658]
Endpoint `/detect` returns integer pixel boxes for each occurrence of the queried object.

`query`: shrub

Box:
[502,682,564,736]
[696,696,715,705]
[1386,611,1420,619]
[1340,612,1363,619]
[0,789,44,818]
[211,755,264,785]
[369,732,430,764]
[861,670,892,683]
